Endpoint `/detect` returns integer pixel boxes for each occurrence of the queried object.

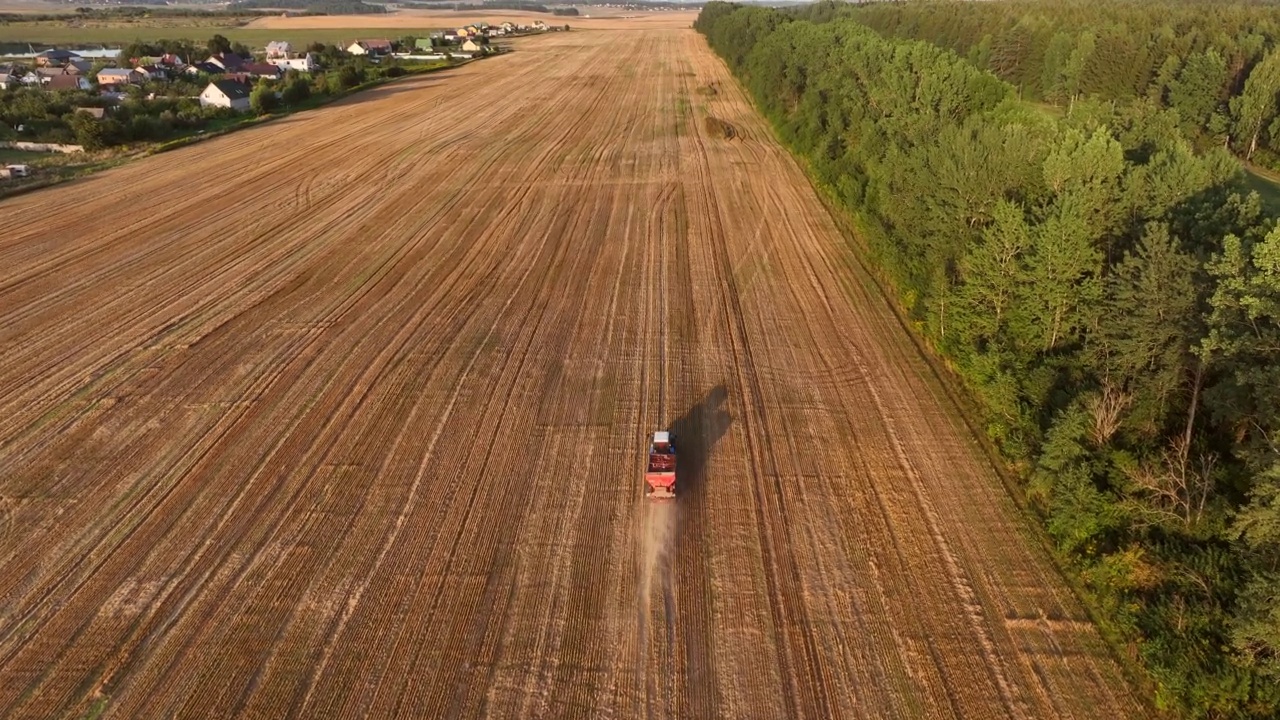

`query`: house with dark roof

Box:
[44,74,91,91]
[205,52,248,72]
[199,79,252,111]
[133,64,167,81]
[239,63,283,79]
[186,61,224,76]
[35,49,81,67]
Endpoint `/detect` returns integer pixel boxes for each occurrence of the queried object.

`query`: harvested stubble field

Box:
[0,28,1149,720]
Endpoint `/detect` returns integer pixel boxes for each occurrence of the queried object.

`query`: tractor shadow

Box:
[665,384,732,714]
[668,383,732,506]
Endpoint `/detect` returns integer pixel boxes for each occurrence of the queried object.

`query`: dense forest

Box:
[694,1,1280,717]
[817,0,1280,170]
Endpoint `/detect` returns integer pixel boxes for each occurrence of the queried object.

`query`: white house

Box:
[199,79,252,111]
[265,41,292,59]
[268,53,318,73]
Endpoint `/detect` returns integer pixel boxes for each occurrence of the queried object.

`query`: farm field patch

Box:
[0,27,1147,720]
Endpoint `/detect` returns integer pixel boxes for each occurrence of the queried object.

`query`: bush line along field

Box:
[694,1,1280,717]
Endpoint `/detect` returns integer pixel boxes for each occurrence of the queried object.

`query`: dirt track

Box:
[0,29,1148,720]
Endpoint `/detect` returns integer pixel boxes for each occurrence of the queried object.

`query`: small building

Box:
[265,41,292,59]
[134,65,167,81]
[347,39,393,56]
[199,79,252,111]
[2,164,32,180]
[159,53,187,69]
[97,68,141,86]
[268,54,318,73]
[65,60,92,74]
[187,61,224,76]
[240,63,283,79]
[44,74,92,91]
[461,39,483,53]
[35,49,81,68]
[205,53,247,72]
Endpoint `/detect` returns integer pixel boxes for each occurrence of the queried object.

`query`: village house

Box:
[186,61,224,76]
[346,39,393,56]
[44,74,92,91]
[97,68,142,86]
[133,65,166,81]
[199,79,252,111]
[35,49,81,68]
[239,63,283,79]
[158,53,187,70]
[265,41,292,59]
[268,53,318,73]
[205,52,248,72]
[461,39,483,53]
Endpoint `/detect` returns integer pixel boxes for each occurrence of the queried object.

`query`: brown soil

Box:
[0,28,1149,720]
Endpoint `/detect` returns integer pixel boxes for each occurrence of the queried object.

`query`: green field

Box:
[0,25,443,49]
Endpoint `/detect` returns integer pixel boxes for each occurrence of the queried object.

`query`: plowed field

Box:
[0,29,1148,720]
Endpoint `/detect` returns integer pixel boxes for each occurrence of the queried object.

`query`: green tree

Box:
[280,76,311,104]
[1234,462,1280,678]
[1094,223,1201,437]
[249,83,279,115]
[1013,192,1102,352]
[1231,49,1280,161]
[1205,228,1280,678]
[67,110,105,150]
[1167,50,1228,134]
[206,34,233,56]
[1203,228,1280,436]
[952,199,1031,346]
